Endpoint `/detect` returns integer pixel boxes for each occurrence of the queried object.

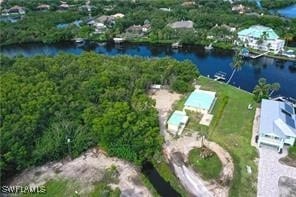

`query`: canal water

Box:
[142,162,180,197]
[276,4,296,19]
[1,41,296,98]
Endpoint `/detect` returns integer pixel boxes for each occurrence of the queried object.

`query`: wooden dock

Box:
[249,51,268,59]
[214,71,226,81]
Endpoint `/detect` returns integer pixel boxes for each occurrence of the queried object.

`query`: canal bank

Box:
[1,41,295,98]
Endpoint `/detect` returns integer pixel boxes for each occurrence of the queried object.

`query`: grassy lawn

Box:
[288,146,296,159]
[188,147,222,180]
[20,179,120,197]
[20,180,80,197]
[189,76,258,197]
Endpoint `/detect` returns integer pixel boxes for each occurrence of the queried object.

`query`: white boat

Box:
[172,41,182,48]
[113,37,125,44]
[205,43,213,50]
[75,38,84,43]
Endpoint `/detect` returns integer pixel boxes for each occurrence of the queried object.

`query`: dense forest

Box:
[0,0,295,47]
[0,53,199,182]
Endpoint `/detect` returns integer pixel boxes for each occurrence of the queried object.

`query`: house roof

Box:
[168,111,188,126]
[169,20,193,29]
[238,25,279,40]
[184,90,216,111]
[259,99,296,138]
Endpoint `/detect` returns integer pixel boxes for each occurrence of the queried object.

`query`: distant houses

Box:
[59,1,70,10]
[88,14,124,34]
[231,4,249,14]
[258,99,296,152]
[5,5,26,15]
[169,20,194,29]
[36,4,50,11]
[125,24,151,35]
[237,25,285,54]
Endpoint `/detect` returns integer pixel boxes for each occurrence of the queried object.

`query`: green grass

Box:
[190,76,258,197]
[20,180,80,197]
[139,174,161,197]
[288,146,296,159]
[188,148,222,180]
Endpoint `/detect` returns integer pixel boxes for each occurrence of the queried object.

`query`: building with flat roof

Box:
[167,111,189,135]
[237,25,285,53]
[169,20,193,29]
[184,90,216,113]
[258,99,296,152]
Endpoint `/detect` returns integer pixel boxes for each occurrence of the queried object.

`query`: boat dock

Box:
[214,71,226,81]
[249,51,268,59]
[172,41,182,48]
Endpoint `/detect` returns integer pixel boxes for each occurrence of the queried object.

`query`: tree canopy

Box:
[0,53,199,181]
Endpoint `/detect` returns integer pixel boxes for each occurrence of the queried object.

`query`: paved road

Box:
[257,146,296,197]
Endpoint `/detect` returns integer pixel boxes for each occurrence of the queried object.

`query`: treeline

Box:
[261,0,296,9]
[1,0,295,47]
[0,53,199,181]
[0,11,83,46]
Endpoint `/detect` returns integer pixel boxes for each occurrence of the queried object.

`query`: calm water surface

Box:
[1,41,296,98]
[277,4,296,18]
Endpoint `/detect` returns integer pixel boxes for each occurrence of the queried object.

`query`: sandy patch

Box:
[9,148,151,196]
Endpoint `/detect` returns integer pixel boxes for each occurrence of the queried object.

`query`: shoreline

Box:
[1,39,295,61]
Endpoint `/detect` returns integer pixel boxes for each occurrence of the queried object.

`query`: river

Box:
[1,41,296,98]
[276,4,296,19]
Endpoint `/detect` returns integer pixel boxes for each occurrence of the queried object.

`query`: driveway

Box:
[257,146,296,197]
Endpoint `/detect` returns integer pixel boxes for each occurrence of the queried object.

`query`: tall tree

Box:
[227,51,243,84]
[252,78,280,102]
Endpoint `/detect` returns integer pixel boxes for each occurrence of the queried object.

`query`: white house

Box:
[167,111,189,136]
[184,90,216,114]
[258,99,296,152]
[237,25,285,54]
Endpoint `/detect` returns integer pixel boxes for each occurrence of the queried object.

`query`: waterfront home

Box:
[159,8,171,12]
[231,4,249,14]
[184,90,216,114]
[167,111,189,135]
[221,24,236,32]
[126,24,151,35]
[36,4,50,11]
[92,22,107,34]
[181,1,196,7]
[169,20,194,29]
[7,5,25,15]
[258,99,296,152]
[112,13,125,19]
[59,2,69,10]
[237,25,285,54]
[96,15,115,26]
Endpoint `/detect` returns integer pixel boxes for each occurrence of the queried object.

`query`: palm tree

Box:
[269,82,280,97]
[253,78,270,102]
[252,78,280,102]
[227,51,243,84]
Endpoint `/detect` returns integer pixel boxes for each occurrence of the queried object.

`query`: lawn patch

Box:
[188,147,222,180]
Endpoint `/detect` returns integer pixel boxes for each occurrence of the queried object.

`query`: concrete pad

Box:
[200,113,213,126]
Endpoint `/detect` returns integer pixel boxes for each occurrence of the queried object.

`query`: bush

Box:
[288,146,296,159]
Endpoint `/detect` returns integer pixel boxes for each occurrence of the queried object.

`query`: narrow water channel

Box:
[1,41,295,98]
[142,162,180,197]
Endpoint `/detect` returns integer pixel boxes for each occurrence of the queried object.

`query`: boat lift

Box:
[214,71,227,81]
